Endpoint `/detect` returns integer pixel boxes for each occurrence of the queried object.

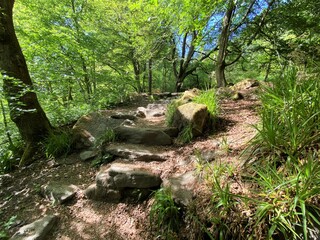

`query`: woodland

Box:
[0,0,320,239]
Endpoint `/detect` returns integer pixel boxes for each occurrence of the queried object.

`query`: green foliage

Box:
[248,68,320,161]
[0,139,23,173]
[43,130,73,158]
[90,153,114,168]
[177,124,193,144]
[90,128,116,167]
[0,215,17,239]
[195,153,242,238]
[0,148,17,174]
[150,188,181,239]
[165,101,181,127]
[195,149,320,239]
[193,89,219,117]
[94,128,116,148]
[251,153,320,240]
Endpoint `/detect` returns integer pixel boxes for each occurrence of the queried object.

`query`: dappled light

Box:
[1,0,320,239]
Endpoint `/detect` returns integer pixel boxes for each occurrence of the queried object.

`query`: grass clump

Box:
[193,152,320,240]
[0,215,17,239]
[43,129,73,158]
[248,68,320,161]
[193,89,219,117]
[250,153,320,240]
[94,128,116,148]
[165,101,181,126]
[177,124,193,144]
[150,188,181,239]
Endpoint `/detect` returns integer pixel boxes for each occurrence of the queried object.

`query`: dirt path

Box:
[0,88,260,240]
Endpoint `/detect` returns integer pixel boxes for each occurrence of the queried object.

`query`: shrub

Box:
[94,128,116,148]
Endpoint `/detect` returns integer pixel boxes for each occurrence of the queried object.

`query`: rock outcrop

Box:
[72,111,124,149]
[136,103,167,118]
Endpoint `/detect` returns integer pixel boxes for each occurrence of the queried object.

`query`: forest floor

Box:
[0,87,260,240]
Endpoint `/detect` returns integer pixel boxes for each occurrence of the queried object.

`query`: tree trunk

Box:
[0,0,52,165]
[148,58,152,95]
[215,0,235,88]
[132,58,142,93]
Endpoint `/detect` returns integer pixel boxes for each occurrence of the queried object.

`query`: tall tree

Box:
[0,0,52,164]
[215,0,275,87]
[161,0,218,91]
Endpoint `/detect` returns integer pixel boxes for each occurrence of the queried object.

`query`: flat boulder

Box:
[172,102,209,137]
[41,183,78,204]
[84,184,121,202]
[10,215,58,240]
[114,126,172,146]
[85,163,162,202]
[80,150,99,161]
[97,163,162,189]
[105,144,167,162]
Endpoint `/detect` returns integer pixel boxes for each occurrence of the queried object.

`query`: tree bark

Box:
[132,58,143,93]
[215,0,235,88]
[148,58,152,95]
[0,0,52,164]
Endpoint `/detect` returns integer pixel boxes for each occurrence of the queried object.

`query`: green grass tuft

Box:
[43,129,73,158]
[193,89,219,117]
[248,68,320,162]
[150,188,181,239]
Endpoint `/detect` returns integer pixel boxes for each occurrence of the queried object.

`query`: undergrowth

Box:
[193,89,218,117]
[161,71,320,239]
[150,188,181,239]
[247,68,320,162]
[43,129,73,158]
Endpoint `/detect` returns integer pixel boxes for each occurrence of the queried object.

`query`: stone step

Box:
[104,143,168,162]
[85,162,162,203]
[114,126,172,146]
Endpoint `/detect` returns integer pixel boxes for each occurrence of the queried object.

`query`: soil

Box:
[0,87,260,239]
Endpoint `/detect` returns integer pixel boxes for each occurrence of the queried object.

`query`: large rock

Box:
[114,126,172,146]
[41,183,78,204]
[172,102,209,137]
[72,111,126,149]
[85,163,162,202]
[97,163,162,189]
[162,171,198,207]
[105,144,167,162]
[10,215,58,240]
